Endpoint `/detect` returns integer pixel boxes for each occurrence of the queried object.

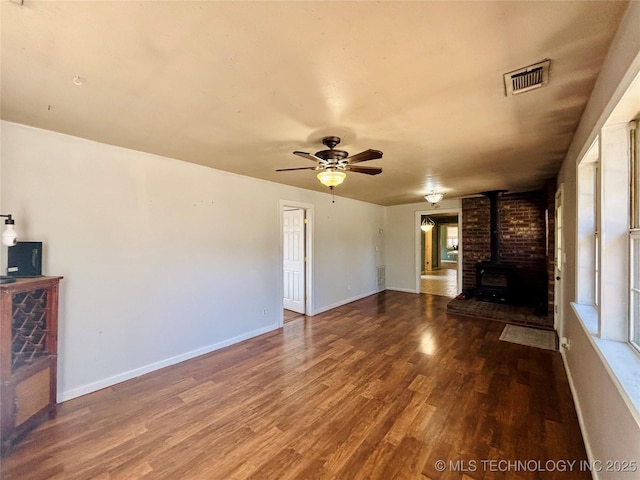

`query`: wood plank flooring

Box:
[0,291,589,479]
[420,268,458,298]
[283,309,306,324]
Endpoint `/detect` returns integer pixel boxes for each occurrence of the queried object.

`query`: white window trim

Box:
[576,140,599,309]
[630,229,640,353]
[629,118,640,353]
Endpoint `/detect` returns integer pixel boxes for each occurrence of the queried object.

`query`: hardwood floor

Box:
[420,269,458,297]
[1,291,589,479]
[283,309,306,324]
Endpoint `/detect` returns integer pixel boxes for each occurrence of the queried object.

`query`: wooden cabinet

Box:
[0,276,62,454]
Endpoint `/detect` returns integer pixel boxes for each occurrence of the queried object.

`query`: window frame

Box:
[629,120,639,352]
[576,139,600,311]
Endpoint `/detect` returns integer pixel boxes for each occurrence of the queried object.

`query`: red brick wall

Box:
[461,196,491,289]
[498,191,547,267]
[462,191,552,315]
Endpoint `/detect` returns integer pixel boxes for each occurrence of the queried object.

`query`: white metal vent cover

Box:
[504,59,551,96]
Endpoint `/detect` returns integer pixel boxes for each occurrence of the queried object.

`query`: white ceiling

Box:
[0,1,629,205]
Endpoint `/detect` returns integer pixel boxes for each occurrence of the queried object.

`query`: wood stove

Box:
[475,190,516,303]
[476,261,517,303]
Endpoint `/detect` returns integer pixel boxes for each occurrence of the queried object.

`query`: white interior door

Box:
[283,208,305,314]
[554,185,564,330]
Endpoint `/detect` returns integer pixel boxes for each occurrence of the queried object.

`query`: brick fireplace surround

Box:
[460,186,556,326]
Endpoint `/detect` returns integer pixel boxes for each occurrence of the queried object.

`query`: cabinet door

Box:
[15,365,50,427]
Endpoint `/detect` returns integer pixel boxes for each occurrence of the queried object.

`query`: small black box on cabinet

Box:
[7,242,42,277]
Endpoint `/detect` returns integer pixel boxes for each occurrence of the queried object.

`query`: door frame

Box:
[279,200,314,326]
[415,207,463,294]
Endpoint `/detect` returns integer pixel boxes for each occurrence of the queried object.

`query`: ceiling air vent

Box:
[504,59,550,96]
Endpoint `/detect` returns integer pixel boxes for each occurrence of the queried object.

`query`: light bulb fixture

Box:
[317,170,346,188]
[1,214,17,246]
[425,192,444,205]
[0,214,18,284]
[421,216,435,232]
[317,169,347,203]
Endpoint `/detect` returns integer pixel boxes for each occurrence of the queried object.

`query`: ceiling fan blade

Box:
[275,166,318,172]
[347,166,383,175]
[345,149,383,164]
[293,151,323,163]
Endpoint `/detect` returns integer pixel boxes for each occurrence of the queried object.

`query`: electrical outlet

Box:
[263,309,267,315]
[560,336,570,350]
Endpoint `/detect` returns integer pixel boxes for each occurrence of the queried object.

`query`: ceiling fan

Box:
[276,136,383,198]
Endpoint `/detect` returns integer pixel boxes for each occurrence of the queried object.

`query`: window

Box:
[630,120,640,351]
[577,139,599,308]
[446,226,458,249]
[556,202,562,273]
[594,162,600,309]
[631,231,640,350]
[576,121,631,342]
[571,71,640,423]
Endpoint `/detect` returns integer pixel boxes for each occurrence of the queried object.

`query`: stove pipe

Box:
[481,190,507,263]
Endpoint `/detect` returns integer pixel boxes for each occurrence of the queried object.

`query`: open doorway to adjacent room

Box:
[281,201,313,326]
[420,213,459,297]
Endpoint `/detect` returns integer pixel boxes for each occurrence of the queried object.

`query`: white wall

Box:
[385,199,461,293]
[313,199,385,312]
[0,121,385,401]
[557,2,640,477]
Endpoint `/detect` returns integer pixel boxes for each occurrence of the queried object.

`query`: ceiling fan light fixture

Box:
[425,192,444,204]
[317,170,346,188]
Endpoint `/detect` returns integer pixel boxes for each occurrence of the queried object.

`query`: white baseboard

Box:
[386,286,419,294]
[58,323,279,402]
[560,348,597,480]
[312,289,381,315]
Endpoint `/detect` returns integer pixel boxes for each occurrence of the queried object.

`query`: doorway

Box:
[281,201,313,325]
[418,212,460,297]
